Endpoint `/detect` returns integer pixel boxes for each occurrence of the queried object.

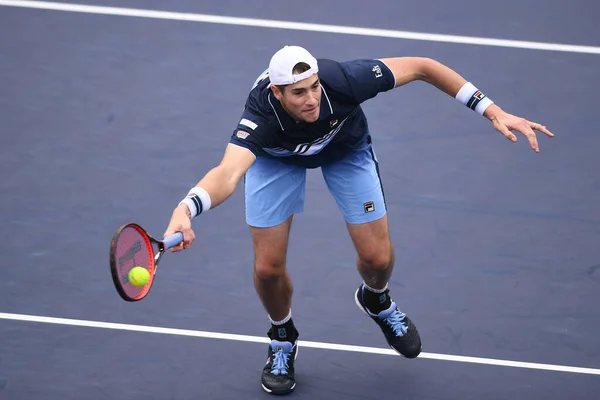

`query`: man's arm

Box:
[180,143,255,215]
[379,57,554,152]
[380,57,466,96]
[164,142,256,251]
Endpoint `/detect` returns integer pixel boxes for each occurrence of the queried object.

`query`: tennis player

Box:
[164,45,554,395]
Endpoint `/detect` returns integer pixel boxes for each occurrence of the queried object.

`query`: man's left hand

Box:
[485,104,555,152]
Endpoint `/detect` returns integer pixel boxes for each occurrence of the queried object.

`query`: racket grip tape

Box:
[163,232,184,250]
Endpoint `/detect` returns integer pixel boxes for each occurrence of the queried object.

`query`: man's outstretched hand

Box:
[485,104,555,152]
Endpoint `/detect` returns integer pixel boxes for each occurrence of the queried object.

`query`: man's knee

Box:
[250,219,292,281]
[254,256,287,281]
[358,244,394,271]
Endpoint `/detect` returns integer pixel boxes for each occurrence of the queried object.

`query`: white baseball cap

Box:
[268,46,319,86]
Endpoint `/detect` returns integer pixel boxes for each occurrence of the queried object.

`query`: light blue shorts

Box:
[244,143,386,227]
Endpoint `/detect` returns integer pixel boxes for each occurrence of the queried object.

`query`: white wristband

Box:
[178,187,212,218]
[455,82,494,115]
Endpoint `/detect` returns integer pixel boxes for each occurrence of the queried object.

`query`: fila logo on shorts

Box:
[364,201,375,213]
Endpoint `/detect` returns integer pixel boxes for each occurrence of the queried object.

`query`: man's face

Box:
[272,75,321,123]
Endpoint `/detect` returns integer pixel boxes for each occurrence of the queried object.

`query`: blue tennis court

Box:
[1,1,600,399]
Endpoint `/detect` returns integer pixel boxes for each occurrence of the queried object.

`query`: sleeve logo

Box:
[236,130,250,139]
[372,65,383,78]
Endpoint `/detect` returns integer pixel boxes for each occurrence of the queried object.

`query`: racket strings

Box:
[114,226,153,298]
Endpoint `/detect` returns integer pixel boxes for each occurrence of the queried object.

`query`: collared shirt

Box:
[230,58,396,168]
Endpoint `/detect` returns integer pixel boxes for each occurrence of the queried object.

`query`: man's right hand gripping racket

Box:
[109,223,183,302]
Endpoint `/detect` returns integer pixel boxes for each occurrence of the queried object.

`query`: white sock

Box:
[269,309,292,325]
[363,282,388,293]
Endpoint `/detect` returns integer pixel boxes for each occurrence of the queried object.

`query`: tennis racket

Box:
[109,223,183,302]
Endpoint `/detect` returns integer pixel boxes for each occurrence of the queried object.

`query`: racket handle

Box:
[163,232,184,250]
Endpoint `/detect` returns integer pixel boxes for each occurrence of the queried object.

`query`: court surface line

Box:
[1,0,600,55]
[2,312,599,376]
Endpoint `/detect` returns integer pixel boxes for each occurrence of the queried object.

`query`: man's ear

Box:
[271,85,283,101]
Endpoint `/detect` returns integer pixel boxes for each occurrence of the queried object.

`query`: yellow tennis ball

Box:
[128,266,150,287]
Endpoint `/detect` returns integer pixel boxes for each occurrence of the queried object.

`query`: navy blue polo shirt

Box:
[229,58,396,168]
